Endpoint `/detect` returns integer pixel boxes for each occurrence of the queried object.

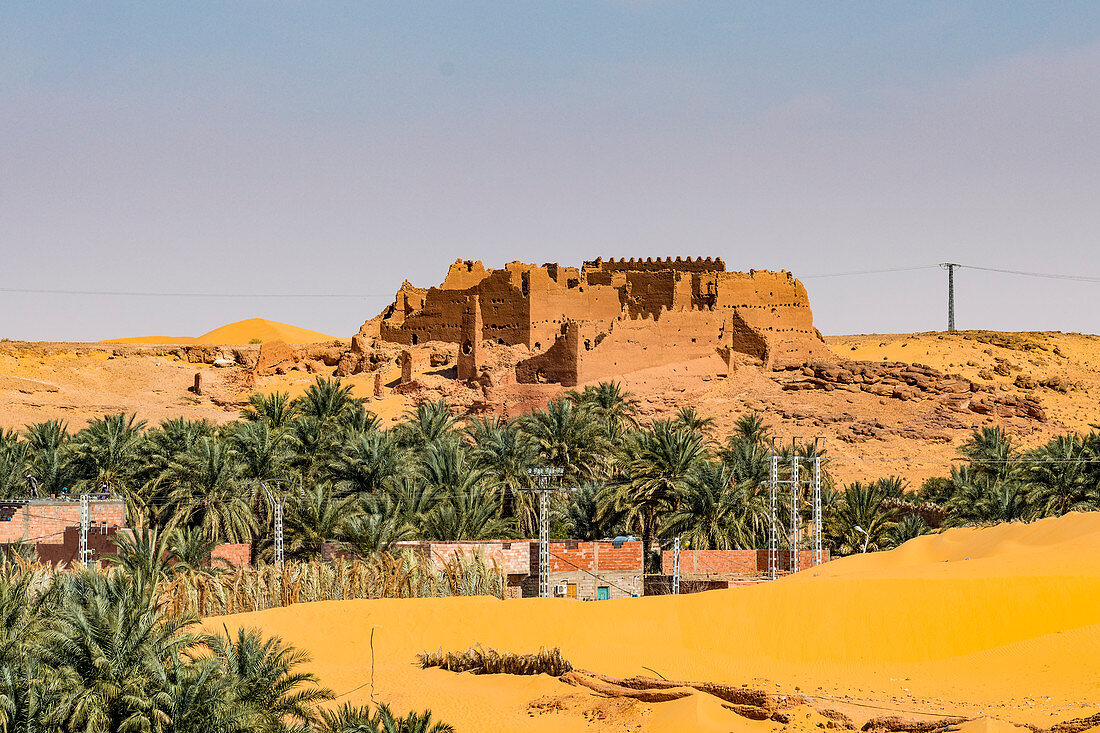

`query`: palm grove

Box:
[2,377,1099,563]
[3,378,1100,732]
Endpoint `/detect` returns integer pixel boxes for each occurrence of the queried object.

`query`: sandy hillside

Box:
[106,317,335,344]
[3,330,1100,487]
[212,512,1100,733]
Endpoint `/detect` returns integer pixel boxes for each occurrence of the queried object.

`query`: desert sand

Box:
[106,317,335,345]
[212,512,1100,733]
[3,329,1100,486]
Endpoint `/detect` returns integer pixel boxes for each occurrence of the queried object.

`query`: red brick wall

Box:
[211,543,251,568]
[0,500,126,545]
[663,549,830,574]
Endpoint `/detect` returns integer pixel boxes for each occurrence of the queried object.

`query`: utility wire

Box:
[800,266,939,279]
[0,287,392,298]
[955,264,1100,283]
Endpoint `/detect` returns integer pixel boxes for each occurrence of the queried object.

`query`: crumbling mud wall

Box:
[370,256,830,386]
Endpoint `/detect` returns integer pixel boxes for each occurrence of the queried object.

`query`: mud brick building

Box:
[372,257,831,386]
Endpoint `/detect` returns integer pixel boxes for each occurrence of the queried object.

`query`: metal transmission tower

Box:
[258,479,301,571]
[766,437,827,578]
[768,451,779,580]
[79,493,90,565]
[521,466,566,598]
[672,536,681,595]
[940,263,959,331]
[811,439,824,567]
[789,441,801,574]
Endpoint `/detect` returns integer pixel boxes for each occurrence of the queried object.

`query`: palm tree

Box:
[283,484,361,560]
[287,417,337,487]
[559,482,621,541]
[418,442,513,541]
[295,377,359,424]
[343,496,416,556]
[603,422,707,570]
[825,481,897,554]
[326,430,403,498]
[519,399,610,481]
[663,461,750,550]
[23,419,79,497]
[41,572,200,733]
[886,515,931,548]
[105,525,174,580]
[397,400,458,450]
[1025,434,1098,518]
[467,417,535,526]
[566,381,639,440]
[337,402,383,437]
[0,436,29,499]
[70,412,147,495]
[672,407,716,439]
[169,525,228,573]
[163,654,255,733]
[944,465,1028,525]
[241,391,299,428]
[164,437,257,543]
[317,703,454,733]
[959,426,1018,485]
[209,626,333,732]
[228,421,294,483]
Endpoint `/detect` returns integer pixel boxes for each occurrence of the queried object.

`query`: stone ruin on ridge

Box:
[357,257,831,387]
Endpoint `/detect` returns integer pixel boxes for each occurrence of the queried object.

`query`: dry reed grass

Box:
[417,644,573,676]
[1,549,504,617]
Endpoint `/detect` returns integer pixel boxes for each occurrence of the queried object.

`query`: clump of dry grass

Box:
[417,644,573,677]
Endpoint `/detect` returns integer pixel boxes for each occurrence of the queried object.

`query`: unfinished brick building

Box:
[374,257,830,386]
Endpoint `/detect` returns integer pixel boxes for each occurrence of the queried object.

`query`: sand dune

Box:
[107,318,335,345]
[212,513,1100,732]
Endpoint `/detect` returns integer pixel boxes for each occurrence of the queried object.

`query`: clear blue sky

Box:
[3,2,1100,339]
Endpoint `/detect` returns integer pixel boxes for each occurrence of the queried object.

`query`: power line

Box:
[800,266,939,279]
[958,264,1100,283]
[0,287,393,298]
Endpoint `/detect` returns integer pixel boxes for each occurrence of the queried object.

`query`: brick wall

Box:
[0,499,126,545]
[211,543,251,568]
[394,540,534,576]
[663,549,830,575]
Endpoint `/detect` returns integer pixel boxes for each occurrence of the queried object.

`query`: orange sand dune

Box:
[106,318,335,345]
[214,513,1100,732]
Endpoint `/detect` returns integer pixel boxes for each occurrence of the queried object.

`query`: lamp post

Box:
[854,525,870,554]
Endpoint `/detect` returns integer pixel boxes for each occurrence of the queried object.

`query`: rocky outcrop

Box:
[255,340,299,376]
[776,361,1046,422]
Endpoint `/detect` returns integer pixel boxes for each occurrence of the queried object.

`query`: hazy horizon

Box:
[3,3,1100,341]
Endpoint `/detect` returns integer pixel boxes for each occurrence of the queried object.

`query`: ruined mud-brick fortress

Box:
[373,257,829,386]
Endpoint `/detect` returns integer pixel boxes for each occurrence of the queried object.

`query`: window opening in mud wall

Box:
[461,340,472,355]
[411,333,418,345]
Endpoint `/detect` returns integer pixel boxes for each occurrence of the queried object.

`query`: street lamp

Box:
[853,525,870,554]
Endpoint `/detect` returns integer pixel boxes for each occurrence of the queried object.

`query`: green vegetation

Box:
[0,555,457,733]
[2,378,1099,570]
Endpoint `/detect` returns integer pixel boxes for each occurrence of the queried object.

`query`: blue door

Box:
[596,586,610,601]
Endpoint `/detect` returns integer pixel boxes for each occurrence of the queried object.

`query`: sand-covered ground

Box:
[3,327,1100,485]
[211,512,1100,732]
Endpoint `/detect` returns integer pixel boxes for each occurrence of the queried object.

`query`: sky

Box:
[3,1,1100,341]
